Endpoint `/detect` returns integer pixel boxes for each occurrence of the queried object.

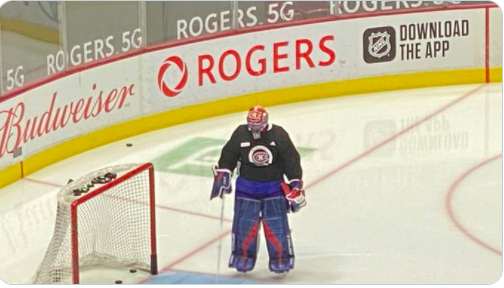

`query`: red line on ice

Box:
[161,230,231,271]
[445,154,502,256]
[23,177,61,188]
[305,84,486,190]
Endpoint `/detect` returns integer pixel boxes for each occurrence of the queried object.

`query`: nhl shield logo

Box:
[368,32,391,59]
[363,26,396,64]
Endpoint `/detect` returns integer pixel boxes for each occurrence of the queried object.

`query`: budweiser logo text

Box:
[0,83,135,158]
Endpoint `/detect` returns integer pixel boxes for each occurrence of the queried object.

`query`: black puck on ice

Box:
[130,269,137,273]
[105,172,117,179]
[73,189,81,197]
[126,143,133,147]
[115,280,123,284]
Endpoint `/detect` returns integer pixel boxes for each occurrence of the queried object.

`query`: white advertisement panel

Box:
[0,58,142,168]
[357,9,485,75]
[145,9,485,114]
[141,23,354,114]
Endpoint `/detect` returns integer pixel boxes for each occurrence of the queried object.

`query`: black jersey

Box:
[218,124,302,182]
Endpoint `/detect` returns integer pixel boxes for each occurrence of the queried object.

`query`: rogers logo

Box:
[156,35,336,97]
[157,56,188,97]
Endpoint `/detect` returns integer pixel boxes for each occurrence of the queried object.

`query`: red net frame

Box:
[69,163,158,284]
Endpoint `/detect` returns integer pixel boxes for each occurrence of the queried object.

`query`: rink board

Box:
[0,6,502,187]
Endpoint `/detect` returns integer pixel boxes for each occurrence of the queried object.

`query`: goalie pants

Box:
[229,195,295,273]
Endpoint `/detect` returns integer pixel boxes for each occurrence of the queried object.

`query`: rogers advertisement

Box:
[142,21,355,113]
[156,36,337,97]
[144,9,482,113]
[333,1,492,15]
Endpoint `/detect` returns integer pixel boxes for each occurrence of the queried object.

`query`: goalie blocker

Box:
[210,165,232,199]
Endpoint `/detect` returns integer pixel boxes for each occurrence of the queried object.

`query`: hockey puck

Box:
[105,172,117,179]
[94,176,107,184]
[115,280,122,284]
[87,183,94,188]
[130,269,137,273]
[126,143,133,147]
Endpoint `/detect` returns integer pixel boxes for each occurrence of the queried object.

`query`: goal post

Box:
[32,163,158,284]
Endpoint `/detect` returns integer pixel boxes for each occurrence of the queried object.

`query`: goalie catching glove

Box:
[210,165,232,200]
[281,180,307,213]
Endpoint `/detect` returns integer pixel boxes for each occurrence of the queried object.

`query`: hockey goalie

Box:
[211,105,307,274]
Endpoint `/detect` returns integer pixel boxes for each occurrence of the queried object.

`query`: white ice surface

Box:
[0,83,502,284]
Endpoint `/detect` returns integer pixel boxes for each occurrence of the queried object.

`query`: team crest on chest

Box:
[249,145,273,166]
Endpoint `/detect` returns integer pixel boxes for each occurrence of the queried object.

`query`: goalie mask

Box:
[247,105,268,139]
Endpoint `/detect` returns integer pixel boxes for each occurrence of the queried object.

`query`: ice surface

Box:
[0,83,501,284]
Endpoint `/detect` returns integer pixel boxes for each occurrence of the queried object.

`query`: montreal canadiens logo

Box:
[249,145,273,166]
[253,151,269,163]
[157,56,188,97]
[248,110,261,122]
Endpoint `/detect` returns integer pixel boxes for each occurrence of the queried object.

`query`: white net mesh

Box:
[31,164,155,284]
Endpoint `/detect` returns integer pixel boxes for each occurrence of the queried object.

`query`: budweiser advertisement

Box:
[0,61,142,169]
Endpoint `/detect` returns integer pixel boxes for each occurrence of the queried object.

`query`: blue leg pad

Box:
[262,196,295,273]
[229,197,261,272]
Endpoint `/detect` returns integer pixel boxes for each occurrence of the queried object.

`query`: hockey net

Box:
[31,163,158,284]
